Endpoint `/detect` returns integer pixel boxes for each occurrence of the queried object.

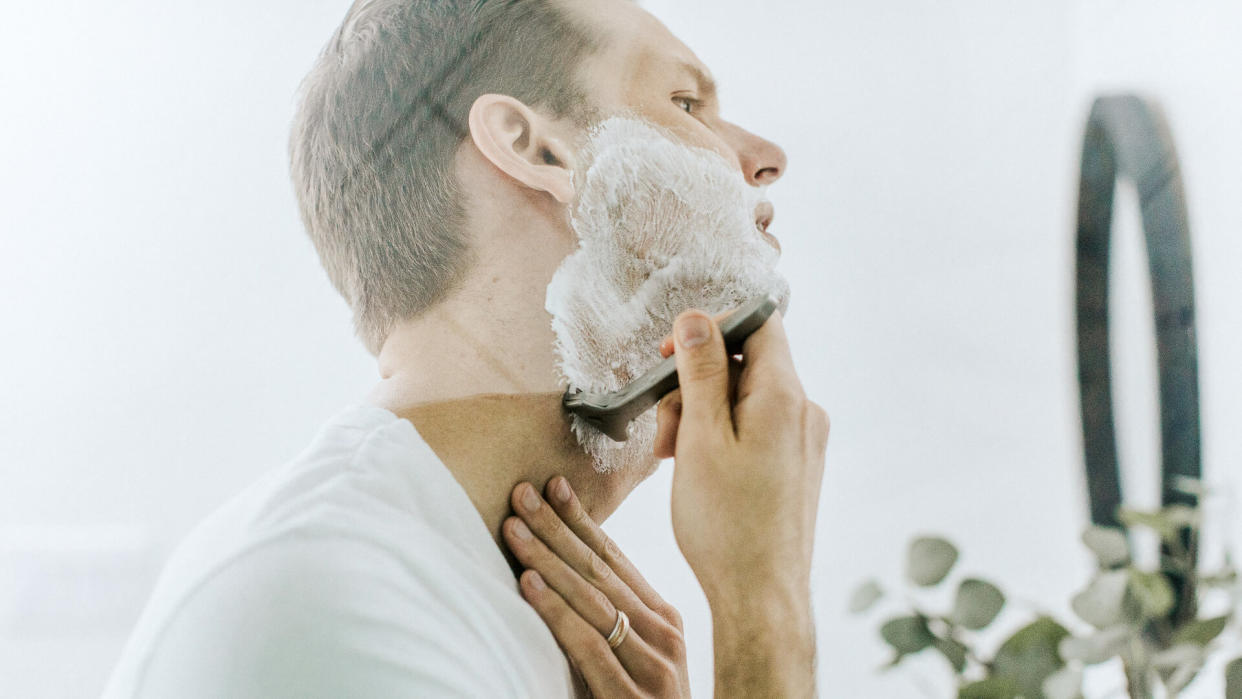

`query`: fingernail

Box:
[677,315,710,348]
[520,484,540,512]
[512,518,532,540]
[552,478,572,504]
[527,570,546,590]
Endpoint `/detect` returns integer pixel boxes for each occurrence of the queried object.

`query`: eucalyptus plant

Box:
[850,492,1241,698]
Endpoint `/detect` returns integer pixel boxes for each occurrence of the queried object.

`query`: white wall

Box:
[2,1,1238,697]
[0,2,378,693]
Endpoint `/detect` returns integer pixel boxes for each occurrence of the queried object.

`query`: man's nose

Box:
[718,120,788,186]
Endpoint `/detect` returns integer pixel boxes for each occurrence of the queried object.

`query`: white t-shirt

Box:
[103,402,575,698]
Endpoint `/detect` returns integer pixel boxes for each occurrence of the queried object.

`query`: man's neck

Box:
[372,391,654,574]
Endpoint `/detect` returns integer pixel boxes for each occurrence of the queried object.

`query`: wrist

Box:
[702,565,809,617]
[708,579,813,642]
[707,579,816,698]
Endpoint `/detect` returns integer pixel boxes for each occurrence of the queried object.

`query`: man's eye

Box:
[673,96,699,114]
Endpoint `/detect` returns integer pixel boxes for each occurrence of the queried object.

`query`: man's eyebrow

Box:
[677,60,718,101]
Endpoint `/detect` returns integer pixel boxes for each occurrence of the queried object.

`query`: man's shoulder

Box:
[108,491,547,698]
[105,530,510,698]
[130,397,515,642]
[169,402,446,565]
[156,405,490,616]
[104,404,575,698]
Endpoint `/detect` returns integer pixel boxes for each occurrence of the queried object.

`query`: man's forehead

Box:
[567,0,716,91]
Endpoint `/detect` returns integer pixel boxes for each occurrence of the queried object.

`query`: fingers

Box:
[506,484,661,639]
[733,310,805,430]
[518,570,638,697]
[506,511,667,679]
[510,480,691,695]
[671,310,734,440]
[659,336,675,359]
[741,308,797,380]
[653,389,681,459]
[654,358,742,460]
[543,478,681,630]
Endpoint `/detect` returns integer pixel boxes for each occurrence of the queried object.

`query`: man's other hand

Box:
[504,477,690,698]
[657,307,828,599]
[661,307,828,696]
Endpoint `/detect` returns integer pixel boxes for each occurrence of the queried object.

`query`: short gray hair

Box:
[290,0,602,356]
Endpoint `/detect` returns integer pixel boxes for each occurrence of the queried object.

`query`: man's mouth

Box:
[754,201,780,252]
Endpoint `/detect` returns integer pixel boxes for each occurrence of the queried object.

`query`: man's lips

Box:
[754,201,780,252]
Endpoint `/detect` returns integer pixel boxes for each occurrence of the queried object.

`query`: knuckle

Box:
[602,535,623,566]
[569,504,596,534]
[762,386,802,421]
[586,551,613,586]
[778,375,808,403]
[805,401,830,434]
[658,603,684,631]
[655,624,687,662]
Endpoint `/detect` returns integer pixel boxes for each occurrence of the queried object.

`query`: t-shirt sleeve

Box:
[130,532,510,699]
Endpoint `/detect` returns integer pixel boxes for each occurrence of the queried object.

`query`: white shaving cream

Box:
[546,116,792,473]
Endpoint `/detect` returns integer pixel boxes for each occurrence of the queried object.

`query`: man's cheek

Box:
[621,98,731,159]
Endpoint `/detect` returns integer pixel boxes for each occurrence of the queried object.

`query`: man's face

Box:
[539,1,792,475]
[566,0,787,243]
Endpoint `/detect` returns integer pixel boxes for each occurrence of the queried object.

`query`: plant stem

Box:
[1122,637,1154,699]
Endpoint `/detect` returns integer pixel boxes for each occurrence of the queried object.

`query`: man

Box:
[104,0,828,696]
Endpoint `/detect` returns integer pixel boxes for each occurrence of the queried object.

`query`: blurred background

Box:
[1,0,1239,696]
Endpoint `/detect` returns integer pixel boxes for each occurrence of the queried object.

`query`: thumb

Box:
[672,310,732,435]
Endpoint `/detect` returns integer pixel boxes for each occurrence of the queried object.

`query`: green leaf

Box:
[958,675,1020,699]
[1167,660,1204,696]
[1171,476,1207,497]
[907,536,958,587]
[1118,506,1198,542]
[1070,570,1129,629]
[933,636,968,673]
[1153,644,1205,695]
[951,578,1006,630]
[880,615,934,655]
[1057,625,1131,665]
[1127,570,1175,620]
[1151,643,1203,670]
[1042,666,1084,699]
[1081,526,1129,568]
[848,579,884,614]
[1117,507,1164,527]
[1172,615,1230,647]
[1202,570,1239,588]
[1226,656,1242,699]
[992,617,1070,699]
[1163,504,1200,528]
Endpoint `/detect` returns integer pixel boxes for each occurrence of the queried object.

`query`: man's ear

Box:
[468,94,576,204]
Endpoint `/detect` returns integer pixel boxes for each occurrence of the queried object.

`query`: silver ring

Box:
[605,609,630,650]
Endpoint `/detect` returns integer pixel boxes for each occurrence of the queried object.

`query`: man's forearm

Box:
[709,584,817,698]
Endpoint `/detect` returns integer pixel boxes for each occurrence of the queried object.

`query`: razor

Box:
[561,294,779,442]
